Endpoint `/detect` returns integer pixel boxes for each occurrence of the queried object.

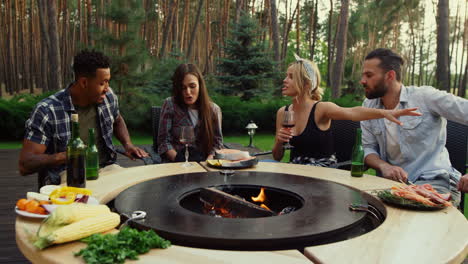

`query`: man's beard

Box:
[365,78,387,99]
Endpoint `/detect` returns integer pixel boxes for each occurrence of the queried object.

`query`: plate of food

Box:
[15,186,99,218]
[207,149,258,169]
[375,184,452,211]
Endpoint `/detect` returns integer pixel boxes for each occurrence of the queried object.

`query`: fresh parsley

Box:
[75,226,171,264]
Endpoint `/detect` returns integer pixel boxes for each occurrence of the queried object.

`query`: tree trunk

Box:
[281,5,297,61]
[310,0,318,61]
[235,0,243,24]
[160,0,176,58]
[270,0,280,64]
[40,0,62,91]
[171,0,179,53]
[14,0,20,93]
[186,0,204,59]
[436,0,450,91]
[331,0,349,99]
[459,54,467,98]
[29,0,35,93]
[180,0,190,52]
[295,0,300,54]
[327,0,333,88]
[204,0,212,72]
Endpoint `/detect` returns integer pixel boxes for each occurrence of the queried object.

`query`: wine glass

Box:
[282,110,295,149]
[180,126,195,167]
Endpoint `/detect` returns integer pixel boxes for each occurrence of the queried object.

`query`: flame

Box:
[260,204,271,211]
[251,187,266,203]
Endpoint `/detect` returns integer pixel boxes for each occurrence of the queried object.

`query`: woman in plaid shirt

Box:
[157,64,223,162]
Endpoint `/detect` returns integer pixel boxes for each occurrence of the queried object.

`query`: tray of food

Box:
[15,185,98,218]
[375,184,452,210]
[207,149,258,169]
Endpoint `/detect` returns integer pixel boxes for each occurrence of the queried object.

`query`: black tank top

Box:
[288,102,334,161]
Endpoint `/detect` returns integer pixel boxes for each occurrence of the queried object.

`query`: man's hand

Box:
[380,163,408,183]
[457,174,468,192]
[123,144,149,160]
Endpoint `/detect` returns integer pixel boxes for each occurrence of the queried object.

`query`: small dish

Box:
[15,196,99,218]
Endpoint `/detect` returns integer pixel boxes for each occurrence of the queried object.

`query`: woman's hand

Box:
[276,127,293,144]
[383,107,422,125]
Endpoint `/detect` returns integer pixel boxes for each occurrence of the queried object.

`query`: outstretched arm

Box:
[323,102,421,125]
[113,114,148,160]
[18,139,66,176]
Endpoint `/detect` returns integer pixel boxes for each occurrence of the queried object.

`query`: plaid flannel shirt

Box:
[24,83,120,180]
[157,97,223,158]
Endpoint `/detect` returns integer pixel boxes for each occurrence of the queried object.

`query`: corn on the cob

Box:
[44,203,111,226]
[34,212,120,249]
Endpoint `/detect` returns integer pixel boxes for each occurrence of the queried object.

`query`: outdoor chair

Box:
[329,120,361,169]
[115,106,162,165]
[446,120,468,213]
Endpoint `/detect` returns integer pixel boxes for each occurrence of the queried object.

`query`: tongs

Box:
[349,203,384,223]
[120,210,147,230]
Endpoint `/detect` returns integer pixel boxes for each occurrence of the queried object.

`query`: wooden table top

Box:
[16,162,468,264]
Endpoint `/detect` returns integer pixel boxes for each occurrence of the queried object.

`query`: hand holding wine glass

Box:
[282,110,295,149]
[180,126,195,167]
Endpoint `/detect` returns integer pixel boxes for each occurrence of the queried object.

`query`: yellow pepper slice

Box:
[49,187,92,205]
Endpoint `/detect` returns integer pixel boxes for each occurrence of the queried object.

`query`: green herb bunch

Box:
[75,226,171,264]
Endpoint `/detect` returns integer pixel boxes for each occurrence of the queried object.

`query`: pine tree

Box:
[217,12,277,100]
[89,0,150,96]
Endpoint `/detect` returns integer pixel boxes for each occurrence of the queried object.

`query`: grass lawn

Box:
[2,133,467,215]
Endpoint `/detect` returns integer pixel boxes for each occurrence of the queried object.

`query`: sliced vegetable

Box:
[34,212,120,249]
[16,199,29,210]
[49,186,92,205]
[39,185,61,196]
[27,192,50,202]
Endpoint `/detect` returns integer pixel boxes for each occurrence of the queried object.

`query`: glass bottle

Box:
[86,128,99,180]
[350,128,365,177]
[66,114,86,187]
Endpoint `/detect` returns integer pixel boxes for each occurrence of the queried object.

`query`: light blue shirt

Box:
[361,85,468,183]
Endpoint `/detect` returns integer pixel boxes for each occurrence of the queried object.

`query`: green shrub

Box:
[212,94,289,133]
[0,93,54,140]
[119,88,165,134]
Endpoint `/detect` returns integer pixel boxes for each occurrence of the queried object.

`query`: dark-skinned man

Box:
[19,49,148,185]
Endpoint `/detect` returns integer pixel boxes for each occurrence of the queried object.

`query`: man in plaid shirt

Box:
[18,50,147,184]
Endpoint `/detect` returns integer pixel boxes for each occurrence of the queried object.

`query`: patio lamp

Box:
[245,121,258,148]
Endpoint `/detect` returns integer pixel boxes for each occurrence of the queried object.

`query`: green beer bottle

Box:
[86,128,99,180]
[350,128,365,177]
[67,114,86,187]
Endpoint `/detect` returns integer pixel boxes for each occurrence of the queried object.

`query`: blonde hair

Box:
[289,59,323,101]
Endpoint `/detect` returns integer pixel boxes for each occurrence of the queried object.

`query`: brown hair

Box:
[172,64,217,155]
[289,59,323,101]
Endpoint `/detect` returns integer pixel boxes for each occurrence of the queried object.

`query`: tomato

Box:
[25,200,40,214]
[16,199,29,210]
[35,206,47,215]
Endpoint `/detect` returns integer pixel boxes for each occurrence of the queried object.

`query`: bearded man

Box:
[360,48,468,206]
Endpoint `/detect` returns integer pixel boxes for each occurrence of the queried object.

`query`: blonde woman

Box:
[272,55,421,166]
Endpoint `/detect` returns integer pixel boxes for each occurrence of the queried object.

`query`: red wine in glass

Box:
[282,111,295,149]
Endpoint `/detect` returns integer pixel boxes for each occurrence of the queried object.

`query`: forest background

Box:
[0,0,467,141]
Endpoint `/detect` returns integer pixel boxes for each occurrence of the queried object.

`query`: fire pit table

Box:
[15,162,468,263]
